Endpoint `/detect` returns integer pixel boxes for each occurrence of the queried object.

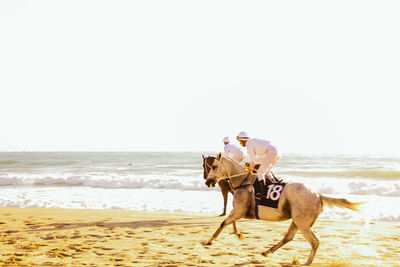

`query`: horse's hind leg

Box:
[262,222,298,257]
[298,226,319,265]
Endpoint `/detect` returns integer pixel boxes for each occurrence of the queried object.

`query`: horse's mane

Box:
[220,155,246,172]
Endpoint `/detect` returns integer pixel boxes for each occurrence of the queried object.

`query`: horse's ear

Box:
[202,154,205,159]
[217,152,222,161]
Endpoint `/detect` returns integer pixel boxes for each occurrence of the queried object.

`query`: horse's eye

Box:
[212,165,217,170]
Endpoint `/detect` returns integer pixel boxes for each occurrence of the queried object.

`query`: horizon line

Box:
[1,150,399,156]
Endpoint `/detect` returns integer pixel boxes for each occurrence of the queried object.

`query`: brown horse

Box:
[202,155,233,216]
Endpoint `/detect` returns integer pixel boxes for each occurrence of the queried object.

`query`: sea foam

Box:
[1,152,399,221]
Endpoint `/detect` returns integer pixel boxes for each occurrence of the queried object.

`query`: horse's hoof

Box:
[291,258,300,265]
[238,233,244,240]
[218,213,226,216]
[205,241,212,246]
[261,251,272,257]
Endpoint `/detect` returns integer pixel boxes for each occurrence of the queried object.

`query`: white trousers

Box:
[233,153,245,163]
[257,146,279,181]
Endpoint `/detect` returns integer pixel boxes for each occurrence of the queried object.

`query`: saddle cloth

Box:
[254,179,287,209]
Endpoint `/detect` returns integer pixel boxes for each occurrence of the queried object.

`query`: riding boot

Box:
[255,179,267,199]
[265,172,276,183]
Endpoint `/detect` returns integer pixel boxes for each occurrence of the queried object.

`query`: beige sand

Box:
[0,207,399,266]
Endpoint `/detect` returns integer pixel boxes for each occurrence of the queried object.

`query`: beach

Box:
[1,207,399,266]
[1,152,400,266]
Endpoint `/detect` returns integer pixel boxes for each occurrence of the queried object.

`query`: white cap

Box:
[223,137,230,143]
[236,131,249,140]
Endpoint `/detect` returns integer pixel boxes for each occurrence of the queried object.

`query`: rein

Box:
[204,159,213,176]
[221,172,250,180]
[205,156,254,190]
[220,171,253,190]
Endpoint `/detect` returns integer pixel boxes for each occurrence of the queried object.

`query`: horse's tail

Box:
[320,194,364,212]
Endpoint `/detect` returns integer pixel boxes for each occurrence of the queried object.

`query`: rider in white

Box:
[223,137,245,163]
[236,131,279,198]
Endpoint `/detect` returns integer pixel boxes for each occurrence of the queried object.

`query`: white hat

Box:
[236,131,249,140]
[223,137,230,143]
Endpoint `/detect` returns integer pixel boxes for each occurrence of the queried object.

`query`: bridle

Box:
[209,158,252,190]
[203,157,214,178]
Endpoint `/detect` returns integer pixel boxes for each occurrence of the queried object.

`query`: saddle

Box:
[253,178,287,209]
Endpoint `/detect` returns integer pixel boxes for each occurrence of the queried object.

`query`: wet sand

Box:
[0,207,399,266]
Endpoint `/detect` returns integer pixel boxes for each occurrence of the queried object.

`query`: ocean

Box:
[1,152,399,222]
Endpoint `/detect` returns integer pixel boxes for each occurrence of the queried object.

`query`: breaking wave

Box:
[1,152,400,221]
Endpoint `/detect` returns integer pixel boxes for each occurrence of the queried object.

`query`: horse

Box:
[204,153,362,265]
[202,155,233,216]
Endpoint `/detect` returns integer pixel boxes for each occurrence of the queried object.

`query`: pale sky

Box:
[1,1,399,154]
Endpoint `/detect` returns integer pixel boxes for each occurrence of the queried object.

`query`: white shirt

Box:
[246,138,272,164]
[224,143,244,158]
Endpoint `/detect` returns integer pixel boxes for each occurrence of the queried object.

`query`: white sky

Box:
[1,1,399,154]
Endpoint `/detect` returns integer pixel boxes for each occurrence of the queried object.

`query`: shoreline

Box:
[0,207,399,266]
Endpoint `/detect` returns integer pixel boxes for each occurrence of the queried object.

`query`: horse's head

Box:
[205,153,251,189]
[205,153,228,188]
[202,155,216,180]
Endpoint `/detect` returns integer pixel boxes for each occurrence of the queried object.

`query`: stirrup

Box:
[255,192,266,200]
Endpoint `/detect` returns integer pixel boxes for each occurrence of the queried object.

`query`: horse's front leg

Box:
[206,209,245,245]
[232,222,243,240]
[219,188,228,216]
[217,181,230,216]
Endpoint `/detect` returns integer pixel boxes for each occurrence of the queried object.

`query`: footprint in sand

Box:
[2,237,17,244]
[109,257,124,262]
[45,248,72,258]
[4,230,18,234]
[88,234,102,238]
[51,223,70,229]
[41,235,55,241]
[124,231,135,237]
